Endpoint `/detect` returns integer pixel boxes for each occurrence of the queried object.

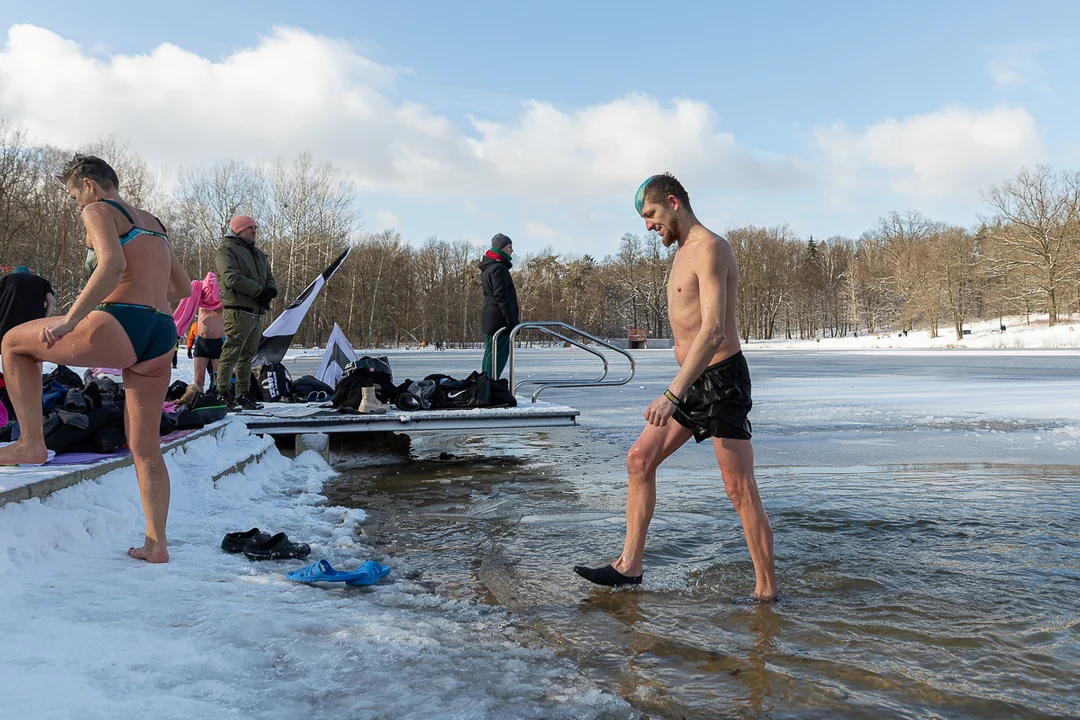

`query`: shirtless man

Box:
[574,173,778,601]
[192,302,225,391]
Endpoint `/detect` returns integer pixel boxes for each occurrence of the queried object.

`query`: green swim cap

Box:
[635,175,659,216]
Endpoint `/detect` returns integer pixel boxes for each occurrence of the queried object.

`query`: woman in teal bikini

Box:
[0,154,191,563]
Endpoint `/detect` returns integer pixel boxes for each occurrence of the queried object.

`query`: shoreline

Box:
[281,315,1080,358]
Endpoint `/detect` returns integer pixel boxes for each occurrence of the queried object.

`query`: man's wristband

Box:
[664,389,683,407]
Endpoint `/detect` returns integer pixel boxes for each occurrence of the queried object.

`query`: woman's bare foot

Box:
[128,539,169,563]
[751,590,780,603]
[0,439,49,466]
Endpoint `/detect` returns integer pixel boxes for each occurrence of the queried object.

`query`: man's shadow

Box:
[578,588,782,718]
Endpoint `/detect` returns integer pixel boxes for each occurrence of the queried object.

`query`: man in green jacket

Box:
[214,215,277,410]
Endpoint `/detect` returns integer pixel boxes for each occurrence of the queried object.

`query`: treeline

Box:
[732,171,1080,342]
[1,114,1078,347]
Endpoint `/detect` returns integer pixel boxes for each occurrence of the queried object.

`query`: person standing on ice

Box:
[0,154,191,563]
[574,173,778,602]
[478,233,519,379]
[214,215,276,410]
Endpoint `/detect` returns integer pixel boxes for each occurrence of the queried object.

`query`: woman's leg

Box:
[123,352,173,563]
[0,314,136,464]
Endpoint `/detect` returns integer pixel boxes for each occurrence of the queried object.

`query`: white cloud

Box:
[815,106,1046,209]
[0,24,810,216]
[3,23,1053,244]
[372,209,400,232]
[986,41,1046,89]
[523,220,559,243]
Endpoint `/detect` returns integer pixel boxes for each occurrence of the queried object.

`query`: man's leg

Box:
[234,313,263,394]
[216,310,243,394]
[493,332,511,379]
[123,353,173,563]
[481,333,494,376]
[612,420,695,577]
[193,356,208,390]
[712,437,778,600]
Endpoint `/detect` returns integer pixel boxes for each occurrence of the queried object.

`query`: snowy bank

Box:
[0,422,627,719]
[746,314,1080,351]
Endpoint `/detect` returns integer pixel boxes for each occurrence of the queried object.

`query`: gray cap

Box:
[491,233,513,250]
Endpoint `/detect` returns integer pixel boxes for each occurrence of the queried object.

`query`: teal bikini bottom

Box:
[96,302,177,363]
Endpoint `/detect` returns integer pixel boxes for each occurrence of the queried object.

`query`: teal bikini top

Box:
[85,199,169,273]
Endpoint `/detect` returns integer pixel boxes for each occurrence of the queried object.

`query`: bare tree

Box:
[174,160,263,276]
[983,166,1080,326]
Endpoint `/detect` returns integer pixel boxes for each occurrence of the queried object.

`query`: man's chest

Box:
[667,256,699,309]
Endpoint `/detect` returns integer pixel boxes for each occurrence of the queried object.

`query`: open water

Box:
[304,348,1080,719]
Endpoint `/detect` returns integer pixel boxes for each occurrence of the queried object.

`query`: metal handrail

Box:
[492,321,636,402]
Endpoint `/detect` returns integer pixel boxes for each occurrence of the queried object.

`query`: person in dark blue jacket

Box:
[478,233,519,379]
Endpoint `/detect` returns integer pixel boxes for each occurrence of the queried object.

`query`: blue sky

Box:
[2,1,1078,255]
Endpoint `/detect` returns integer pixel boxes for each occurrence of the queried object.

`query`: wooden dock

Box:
[237,401,580,436]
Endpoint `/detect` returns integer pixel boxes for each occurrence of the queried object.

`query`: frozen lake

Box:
[2,347,1078,718]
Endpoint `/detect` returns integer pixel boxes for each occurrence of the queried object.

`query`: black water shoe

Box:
[221,528,272,553]
[573,564,642,587]
[243,532,312,561]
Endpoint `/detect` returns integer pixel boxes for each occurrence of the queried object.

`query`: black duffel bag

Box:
[427,371,516,410]
[292,375,334,401]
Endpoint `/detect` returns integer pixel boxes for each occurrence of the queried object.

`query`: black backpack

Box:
[166,380,189,401]
[333,356,394,406]
[256,362,292,402]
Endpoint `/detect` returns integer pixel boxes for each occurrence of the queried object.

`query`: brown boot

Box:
[357,386,389,414]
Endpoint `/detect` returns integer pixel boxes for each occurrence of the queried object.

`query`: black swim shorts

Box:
[672,351,753,442]
[193,336,224,360]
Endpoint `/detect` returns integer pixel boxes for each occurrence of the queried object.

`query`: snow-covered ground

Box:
[0,420,628,720]
[746,313,1080,350]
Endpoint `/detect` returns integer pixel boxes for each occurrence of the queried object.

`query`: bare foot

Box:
[128,541,169,563]
[0,439,49,466]
[751,591,780,604]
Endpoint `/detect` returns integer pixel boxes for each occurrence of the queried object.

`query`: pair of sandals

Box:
[287,559,391,586]
[221,528,311,560]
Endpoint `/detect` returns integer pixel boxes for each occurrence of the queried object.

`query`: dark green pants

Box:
[482,332,510,379]
[218,308,263,394]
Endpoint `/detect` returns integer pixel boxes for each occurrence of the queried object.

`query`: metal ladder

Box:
[492,321,636,402]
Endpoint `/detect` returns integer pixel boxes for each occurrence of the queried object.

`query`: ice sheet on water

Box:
[0,422,629,719]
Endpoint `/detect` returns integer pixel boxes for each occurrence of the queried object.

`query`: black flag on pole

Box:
[253,247,351,366]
